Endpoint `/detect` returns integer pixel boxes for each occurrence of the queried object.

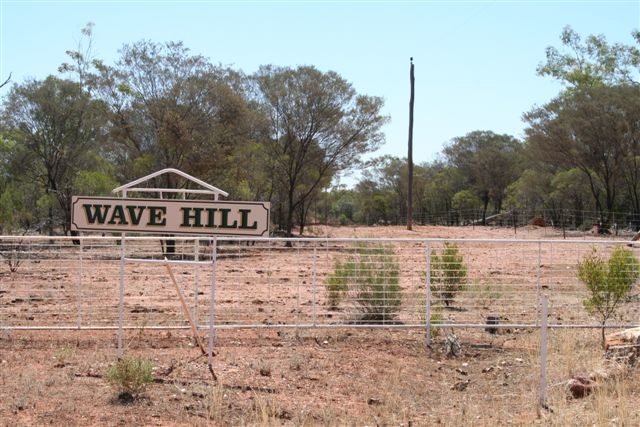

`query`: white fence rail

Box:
[1,236,639,332]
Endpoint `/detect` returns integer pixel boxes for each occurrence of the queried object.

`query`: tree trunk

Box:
[482,198,489,226]
[286,187,295,237]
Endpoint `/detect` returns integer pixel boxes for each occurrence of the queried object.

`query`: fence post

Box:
[117,191,128,357]
[117,235,126,357]
[539,294,549,409]
[425,241,432,347]
[77,238,83,329]
[312,246,317,327]
[208,237,218,371]
[194,239,200,327]
[535,242,542,327]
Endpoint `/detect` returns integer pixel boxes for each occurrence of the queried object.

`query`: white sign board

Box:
[71,196,270,236]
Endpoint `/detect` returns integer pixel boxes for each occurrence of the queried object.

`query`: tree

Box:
[444,131,523,223]
[451,190,483,224]
[362,156,408,222]
[1,76,106,235]
[577,246,640,348]
[549,168,594,228]
[419,161,466,224]
[253,65,388,235]
[91,40,252,189]
[524,85,640,223]
[537,26,639,88]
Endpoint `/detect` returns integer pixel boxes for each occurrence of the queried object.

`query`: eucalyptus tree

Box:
[253,65,388,235]
[1,76,107,234]
[443,131,524,223]
[524,84,640,222]
[537,25,639,88]
[91,40,253,190]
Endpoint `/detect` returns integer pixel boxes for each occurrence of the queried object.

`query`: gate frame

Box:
[110,168,227,369]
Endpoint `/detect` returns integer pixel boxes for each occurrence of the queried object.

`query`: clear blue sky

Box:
[1,1,638,184]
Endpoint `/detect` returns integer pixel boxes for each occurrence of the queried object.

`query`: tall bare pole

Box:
[407,58,415,230]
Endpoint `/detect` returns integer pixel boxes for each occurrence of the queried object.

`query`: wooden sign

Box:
[71,196,270,236]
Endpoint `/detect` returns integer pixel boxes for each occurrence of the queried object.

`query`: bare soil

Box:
[1,225,639,426]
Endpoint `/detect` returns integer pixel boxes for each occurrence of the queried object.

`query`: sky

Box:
[0,0,639,185]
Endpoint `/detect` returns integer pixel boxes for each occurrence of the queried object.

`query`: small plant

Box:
[430,243,467,307]
[429,311,444,338]
[476,283,503,308]
[0,241,26,273]
[105,357,154,401]
[289,354,304,371]
[325,244,401,323]
[258,359,272,377]
[52,345,75,368]
[577,246,640,348]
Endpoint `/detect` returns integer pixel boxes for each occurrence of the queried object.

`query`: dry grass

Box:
[1,226,639,425]
[1,327,638,426]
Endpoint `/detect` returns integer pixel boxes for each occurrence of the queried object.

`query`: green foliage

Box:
[549,168,593,213]
[325,244,401,323]
[325,260,352,308]
[53,345,75,368]
[444,131,524,216]
[418,310,443,338]
[105,357,154,398]
[537,25,637,88]
[577,246,640,346]
[579,247,639,317]
[504,169,553,211]
[73,170,118,196]
[0,185,33,233]
[451,190,482,211]
[254,65,388,234]
[430,243,467,307]
[2,75,107,235]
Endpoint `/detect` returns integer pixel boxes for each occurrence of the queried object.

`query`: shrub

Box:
[105,357,154,400]
[577,246,640,348]
[325,244,401,323]
[430,243,467,307]
[325,261,352,309]
[0,241,27,273]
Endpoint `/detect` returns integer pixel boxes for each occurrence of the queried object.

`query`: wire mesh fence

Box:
[1,235,639,332]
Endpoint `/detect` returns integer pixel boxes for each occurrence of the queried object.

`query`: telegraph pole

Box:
[407,58,415,231]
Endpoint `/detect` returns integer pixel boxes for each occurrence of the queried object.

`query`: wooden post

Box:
[407,57,415,231]
[164,259,207,356]
[165,258,217,381]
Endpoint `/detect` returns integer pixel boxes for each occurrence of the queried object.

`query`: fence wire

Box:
[1,236,639,331]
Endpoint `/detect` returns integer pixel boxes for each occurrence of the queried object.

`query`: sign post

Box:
[72,168,270,368]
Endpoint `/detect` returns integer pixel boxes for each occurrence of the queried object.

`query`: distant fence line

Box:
[1,235,639,335]
[347,209,640,234]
